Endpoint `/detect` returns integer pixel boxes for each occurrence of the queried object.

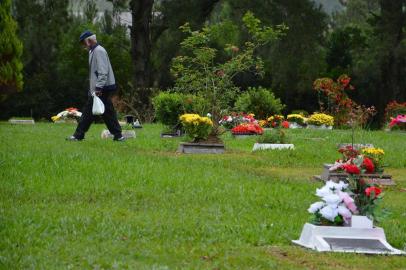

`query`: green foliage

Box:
[0,0,23,100]
[152,92,185,127]
[152,92,209,128]
[235,87,285,119]
[171,12,285,134]
[257,128,289,144]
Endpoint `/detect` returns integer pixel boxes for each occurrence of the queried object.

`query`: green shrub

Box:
[152,92,210,128]
[152,92,185,127]
[235,87,285,119]
[257,129,289,144]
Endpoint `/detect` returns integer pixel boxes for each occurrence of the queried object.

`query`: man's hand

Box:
[95,88,103,96]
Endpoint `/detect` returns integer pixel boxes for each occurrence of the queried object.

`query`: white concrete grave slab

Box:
[292,221,405,255]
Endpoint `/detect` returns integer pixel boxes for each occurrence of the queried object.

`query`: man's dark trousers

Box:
[73,91,122,140]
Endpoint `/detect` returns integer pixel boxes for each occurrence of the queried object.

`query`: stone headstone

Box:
[101,129,135,139]
[314,164,396,186]
[337,143,374,150]
[177,142,225,154]
[252,143,294,151]
[9,119,35,125]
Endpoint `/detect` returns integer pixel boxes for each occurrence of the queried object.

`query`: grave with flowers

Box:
[314,146,395,186]
[293,177,404,254]
[51,107,82,123]
[177,114,224,154]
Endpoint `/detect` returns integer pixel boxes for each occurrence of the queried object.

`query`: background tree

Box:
[0,0,23,102]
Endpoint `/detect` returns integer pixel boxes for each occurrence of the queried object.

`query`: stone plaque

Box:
[178,142,225,154]
[323,238,391,253]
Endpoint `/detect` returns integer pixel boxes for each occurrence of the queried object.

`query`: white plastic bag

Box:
[92,95,105,115]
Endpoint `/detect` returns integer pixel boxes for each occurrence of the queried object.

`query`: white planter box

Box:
[292,221,405,255]
[288,122,305,129]
[101,129,136,139]
[8,119,35,125]
[307,124,333,130]
[252,143,294,151]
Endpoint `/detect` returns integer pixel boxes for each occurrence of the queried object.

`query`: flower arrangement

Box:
[384,101,406,126]
[388,114,406,130]
[231,123,263,135]
[320,146,386,222]
[308,181,357,225]
[307,113,334,127]
[287,114,307,126]
[361,147,385,173]
[330,146,385,174]
[219,113,257,129]
[179,113,213,142]
[51,107,82,122]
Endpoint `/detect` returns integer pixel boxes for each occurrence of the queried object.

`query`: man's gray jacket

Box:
[89,44,116,95]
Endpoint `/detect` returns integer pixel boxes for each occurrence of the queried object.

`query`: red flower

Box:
[365,186,382,198]
[282,121,289,128]
[362,157,375,173]
[66,107,78,112]
[341,164,360,175]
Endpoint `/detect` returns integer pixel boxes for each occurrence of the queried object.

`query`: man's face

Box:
[81,39,91,51]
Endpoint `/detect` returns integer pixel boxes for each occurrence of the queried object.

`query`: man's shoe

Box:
[66,135,83,141]
[113,136,126,142]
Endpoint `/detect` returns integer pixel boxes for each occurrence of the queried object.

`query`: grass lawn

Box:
[0,122,405,269]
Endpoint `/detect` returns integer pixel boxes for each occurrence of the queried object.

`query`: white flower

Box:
[316,185,334,197]
[338,205,352,220]
[335,181,348,191]
[323,194,342,206]
[308,201,325,213]
[207,113,212,118]
[319,205,338,221]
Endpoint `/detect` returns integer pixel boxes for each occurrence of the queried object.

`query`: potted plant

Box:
[177,113,224,154]
[388,114,406,131]
[318,145,394,185]
[252,128,294,151]
[307,113,334,129]
[287,113,307,128]
[231,122,264,138]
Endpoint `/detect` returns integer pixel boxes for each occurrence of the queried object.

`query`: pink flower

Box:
[338,191,358,213]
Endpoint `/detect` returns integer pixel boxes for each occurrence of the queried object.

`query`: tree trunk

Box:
[377,0,405,120]
[129,0,154,120]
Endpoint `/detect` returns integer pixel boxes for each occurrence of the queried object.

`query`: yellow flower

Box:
[259,120,268,127]
[307,113,334,126]
[51,115,60,122]
[362,148,385,156]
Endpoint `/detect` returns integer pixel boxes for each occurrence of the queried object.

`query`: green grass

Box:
[0,123,405,269]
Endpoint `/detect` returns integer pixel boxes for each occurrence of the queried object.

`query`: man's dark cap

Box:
[79,30,93,42]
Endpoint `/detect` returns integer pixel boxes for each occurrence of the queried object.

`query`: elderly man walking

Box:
[67,30,124,141]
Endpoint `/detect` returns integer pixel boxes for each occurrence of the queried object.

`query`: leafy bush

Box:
[152,92,185,127]
[152,92,209,128]
[235,87,285,119]
[257,129,289,144]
